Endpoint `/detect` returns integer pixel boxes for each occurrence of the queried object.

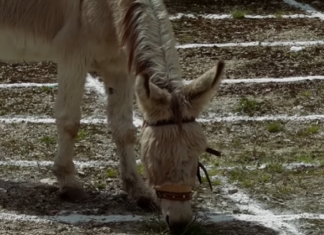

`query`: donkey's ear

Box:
[183,61,225,115]
[135,73,172,108]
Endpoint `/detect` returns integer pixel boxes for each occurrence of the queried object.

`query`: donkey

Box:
[0,0,225,232]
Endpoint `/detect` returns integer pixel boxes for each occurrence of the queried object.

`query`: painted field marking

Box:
[169,13,319,20]
[2,114,324,126]
[0,160,319,171]
[176,40,324,49]
[0,210,322,230]
[0,160,119,168]
[218,177,302,234]
[2,75,324,89]
[284,0,324,20]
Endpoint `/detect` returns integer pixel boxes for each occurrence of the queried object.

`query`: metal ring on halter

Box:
[154,185,193,201]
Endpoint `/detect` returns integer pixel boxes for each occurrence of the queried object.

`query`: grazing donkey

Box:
[0,0,225,232]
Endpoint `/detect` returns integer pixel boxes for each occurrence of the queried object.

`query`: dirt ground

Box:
[1,0,324,235]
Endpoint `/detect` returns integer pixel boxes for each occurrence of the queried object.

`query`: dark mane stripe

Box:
[121,1,148,76]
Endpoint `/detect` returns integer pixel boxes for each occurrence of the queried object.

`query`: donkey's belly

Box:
[0,29,57,62]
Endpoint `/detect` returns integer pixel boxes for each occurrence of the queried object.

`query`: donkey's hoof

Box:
[59,187,89,202]
[136,196,160,212]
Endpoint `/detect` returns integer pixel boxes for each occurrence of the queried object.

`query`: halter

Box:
[142,119,221,201]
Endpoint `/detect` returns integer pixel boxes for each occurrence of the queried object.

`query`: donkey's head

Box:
[135,61,224,232]
[119,0,224,231]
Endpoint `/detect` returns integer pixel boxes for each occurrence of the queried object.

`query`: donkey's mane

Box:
[120,0,182,92]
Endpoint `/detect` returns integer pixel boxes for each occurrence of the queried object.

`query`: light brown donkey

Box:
[0,0,225,232]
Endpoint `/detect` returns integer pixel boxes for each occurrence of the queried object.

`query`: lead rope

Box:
[197,147,222,191]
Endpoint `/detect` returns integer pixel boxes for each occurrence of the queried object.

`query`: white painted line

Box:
[290,46,305,52]
[1,160,319,171]
[0,83,57,88]
[0,212,143,225]
[169,13,319,20]
[2,75,324,89]
[220,177,302,235]
[205,114,324,123]
[284,0,324,20]
[222,75,324,84]
[85,75,105,96]
[0,211,323,227]
[176,40,324,49]
[0,116,143,127]
[207,213,324,223]
[3,114,324,126]
[0,160,119,168]
[0,74,104,91]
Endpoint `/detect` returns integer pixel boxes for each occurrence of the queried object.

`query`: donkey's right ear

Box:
[134,73,172,108]
[183,61,225,116]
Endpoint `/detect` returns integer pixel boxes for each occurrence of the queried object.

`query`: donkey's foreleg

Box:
[103,70,155,209]
[52,61,87,202]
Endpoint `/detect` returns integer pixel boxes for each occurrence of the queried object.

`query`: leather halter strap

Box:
[142,119,222,200]
[142,118,196,128]
[154,185,192,201]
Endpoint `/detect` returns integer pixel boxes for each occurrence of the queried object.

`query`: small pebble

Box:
[228,188,238,195]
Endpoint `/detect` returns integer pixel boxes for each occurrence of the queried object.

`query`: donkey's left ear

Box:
[134,73,172,109]
[183,61,225,115]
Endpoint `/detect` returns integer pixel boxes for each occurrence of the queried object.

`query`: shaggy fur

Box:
[0,0,225,232]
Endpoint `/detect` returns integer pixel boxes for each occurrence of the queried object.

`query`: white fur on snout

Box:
[161,199,193,227]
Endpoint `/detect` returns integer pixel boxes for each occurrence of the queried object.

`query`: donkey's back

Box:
[0,0,120,63]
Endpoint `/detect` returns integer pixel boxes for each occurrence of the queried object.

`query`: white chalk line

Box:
[0,160,119,168]
[3,114,324,126]
[218,177,302,235]
[3,75,324,89]
[169,13,319,20]
[0,74,105,94]
[0,211,323,228]
[0,160,319,172]
[284,0,324,20]
[176,40,324,49]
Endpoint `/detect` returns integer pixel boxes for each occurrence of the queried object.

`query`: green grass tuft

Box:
[235,97,260,116]
[106,168,118,178]
[39,136,56,146]
[267,122,284,133]
[231,9,245,19]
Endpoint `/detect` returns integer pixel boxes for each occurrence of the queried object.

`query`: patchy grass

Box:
[226,162,284,188]
[231,9,245,19]
[267,122,284,133]
[39,136,56,146]
[297,125,320,137]
[138,164,144,175]
[301,90,313,99]
[140,214,210,235]
[106,168,118,178]
[274,11,283,18]
[41,86,55,93]
[235,97,261,116]
[296,152,324,164]
[265,162,284,174]
[94,182,106,190]
[76,129,89,141]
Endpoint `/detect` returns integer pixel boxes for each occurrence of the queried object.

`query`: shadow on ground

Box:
[0,180,279,235]
[0,180,149,215]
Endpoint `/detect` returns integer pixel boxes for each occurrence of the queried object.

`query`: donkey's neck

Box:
[121,0,182,91]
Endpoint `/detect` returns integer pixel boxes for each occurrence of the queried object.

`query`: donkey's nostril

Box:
[168,221,189,234]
